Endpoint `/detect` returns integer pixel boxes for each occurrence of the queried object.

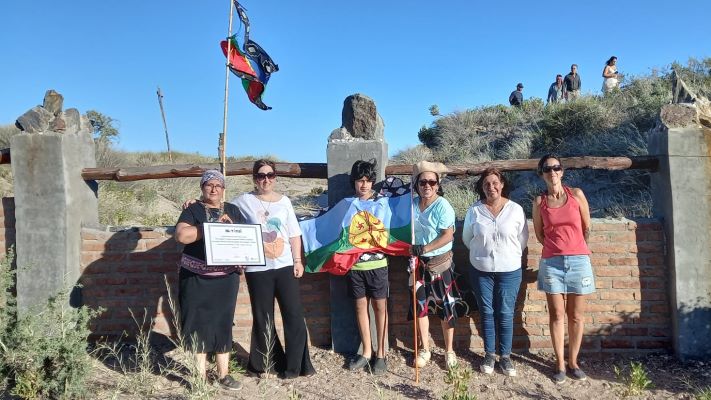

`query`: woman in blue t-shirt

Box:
[409,161,463,370]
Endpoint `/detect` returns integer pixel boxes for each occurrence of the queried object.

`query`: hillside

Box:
[1,58,709,226]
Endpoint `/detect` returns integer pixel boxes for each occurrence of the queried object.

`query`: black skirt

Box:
[179,268,239,353]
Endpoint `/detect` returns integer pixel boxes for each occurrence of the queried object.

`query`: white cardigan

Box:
[461,200,529,273]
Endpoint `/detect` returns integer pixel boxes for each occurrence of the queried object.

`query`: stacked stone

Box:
[15,89,93,137]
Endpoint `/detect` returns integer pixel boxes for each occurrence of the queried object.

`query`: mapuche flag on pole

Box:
[220,0,278,110]
[299,190,412,275]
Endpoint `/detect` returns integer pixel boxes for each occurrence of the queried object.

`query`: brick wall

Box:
[0,197,16,260]
[80,218,670,353]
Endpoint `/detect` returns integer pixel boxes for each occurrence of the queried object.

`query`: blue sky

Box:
[1,0,709,162]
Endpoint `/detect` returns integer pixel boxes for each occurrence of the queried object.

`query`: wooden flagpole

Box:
[220,0,235,200]
[410,178,420,383]
[156,86,173,163]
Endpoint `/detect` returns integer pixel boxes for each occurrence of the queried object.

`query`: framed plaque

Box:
[203,223,265,266]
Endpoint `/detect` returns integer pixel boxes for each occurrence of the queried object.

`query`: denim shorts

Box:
[537,255,595,295]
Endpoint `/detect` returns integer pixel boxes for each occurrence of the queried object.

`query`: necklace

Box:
[256,193,273,216]
[201,201,224,222]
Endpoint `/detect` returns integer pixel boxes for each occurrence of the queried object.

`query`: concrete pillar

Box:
[11,119,98,312]
[648,102,711,360]
[326,94,389,354]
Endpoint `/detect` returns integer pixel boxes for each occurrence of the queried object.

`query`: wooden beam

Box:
[81,156,658,182]
[384,156,659,176]
[81,162,328,181]
[0,148,10,164]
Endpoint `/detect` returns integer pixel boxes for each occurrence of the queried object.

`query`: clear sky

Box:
[1,0,709,162]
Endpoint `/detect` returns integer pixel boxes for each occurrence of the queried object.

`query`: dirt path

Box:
[88,345,709,399]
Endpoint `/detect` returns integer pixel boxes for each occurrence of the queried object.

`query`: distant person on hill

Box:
[547,75,565,104]
[564,64,582,101]
[532,154,595,385]
[602,56,620,93]
[508,83,524,107]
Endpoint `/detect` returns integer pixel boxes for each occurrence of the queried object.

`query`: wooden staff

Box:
[410,178,420,383]
[220,0,235,200]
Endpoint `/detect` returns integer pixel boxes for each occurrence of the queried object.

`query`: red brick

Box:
[608,231,638,242]
[641,256,665,266]
[83,241,106,252]
[589,243,629,254]
[590,255,610,266]
[636,222,662,231]
[615,304,642,313]
[613,279,641,289]
[609,258,639,267]
[586,303,615,312]
[602,338,635,349]
[648,328,670,337]
[641,279,664,289]
[596,267,631,277]
[650,304,669,313]
[639,267,665,277]
[641,291,667,301]
[595,279,612,289]
[636,339,671,349]
[595,314,633,324]
[600,291,639,300]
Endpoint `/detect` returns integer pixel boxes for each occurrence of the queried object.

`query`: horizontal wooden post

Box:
[80,156,658,182]
[384,156,659,176]
[81,162,328,181]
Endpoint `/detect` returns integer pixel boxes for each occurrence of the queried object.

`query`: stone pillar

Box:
[11,91,99,313]
[326,94,388,354]
[648,99,711,360]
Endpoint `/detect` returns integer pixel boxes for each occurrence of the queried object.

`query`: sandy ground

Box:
[85,344,710,400]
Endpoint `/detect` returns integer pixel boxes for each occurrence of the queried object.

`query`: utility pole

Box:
[156,86,173,163]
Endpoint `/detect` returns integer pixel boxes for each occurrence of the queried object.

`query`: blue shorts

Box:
[537,255,595,295]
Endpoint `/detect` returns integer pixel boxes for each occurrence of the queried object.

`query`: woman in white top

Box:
[231,159,315,379]
[462,168,528,377]
[602,56,619,93]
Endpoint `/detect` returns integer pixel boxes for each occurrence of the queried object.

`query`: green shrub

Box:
[0,250,103,399]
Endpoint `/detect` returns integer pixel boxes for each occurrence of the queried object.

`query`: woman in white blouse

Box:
[462,168,529,377]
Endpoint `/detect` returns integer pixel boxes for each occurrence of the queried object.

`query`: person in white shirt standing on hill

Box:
[462,168,529,377]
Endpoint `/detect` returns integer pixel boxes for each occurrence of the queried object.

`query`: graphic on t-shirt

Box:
[262,217,284,260]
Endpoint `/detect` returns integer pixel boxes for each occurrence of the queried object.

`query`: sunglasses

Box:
[254,172,276,181]
[418,179,439,187]
[541,165,563,173]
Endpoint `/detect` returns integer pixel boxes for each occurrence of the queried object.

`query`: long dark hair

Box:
[536,154,563,175]
[606,56,617,66]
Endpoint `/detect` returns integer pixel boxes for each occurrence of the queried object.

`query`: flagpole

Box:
[410,177,420,384]
[220,0,235,200]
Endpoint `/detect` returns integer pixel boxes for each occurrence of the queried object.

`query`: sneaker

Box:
[446,351,458,369]
[552,370,566,384]
[480,353,495,374]
[414,349,431,368]
[499,356,516,377]
[568,367,587,381]
[348,355,369,371]
[371,357,387,375]
[218,375,243,391]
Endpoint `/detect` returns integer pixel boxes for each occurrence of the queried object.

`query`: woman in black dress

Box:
[175,169,243,391]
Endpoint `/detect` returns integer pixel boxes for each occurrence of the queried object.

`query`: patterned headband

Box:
[200,169,225,187]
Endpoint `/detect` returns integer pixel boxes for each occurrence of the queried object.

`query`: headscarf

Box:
[200,169,225,187]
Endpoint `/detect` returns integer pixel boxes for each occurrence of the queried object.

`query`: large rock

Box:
[341,94,384,140]
[15,106,54,134]
[43,89,64,116]
[64,108,81,134]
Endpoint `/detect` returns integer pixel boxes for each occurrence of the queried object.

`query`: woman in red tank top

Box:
[532,154,595,385]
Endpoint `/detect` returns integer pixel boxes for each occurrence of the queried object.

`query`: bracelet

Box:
[293,259,302,263]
